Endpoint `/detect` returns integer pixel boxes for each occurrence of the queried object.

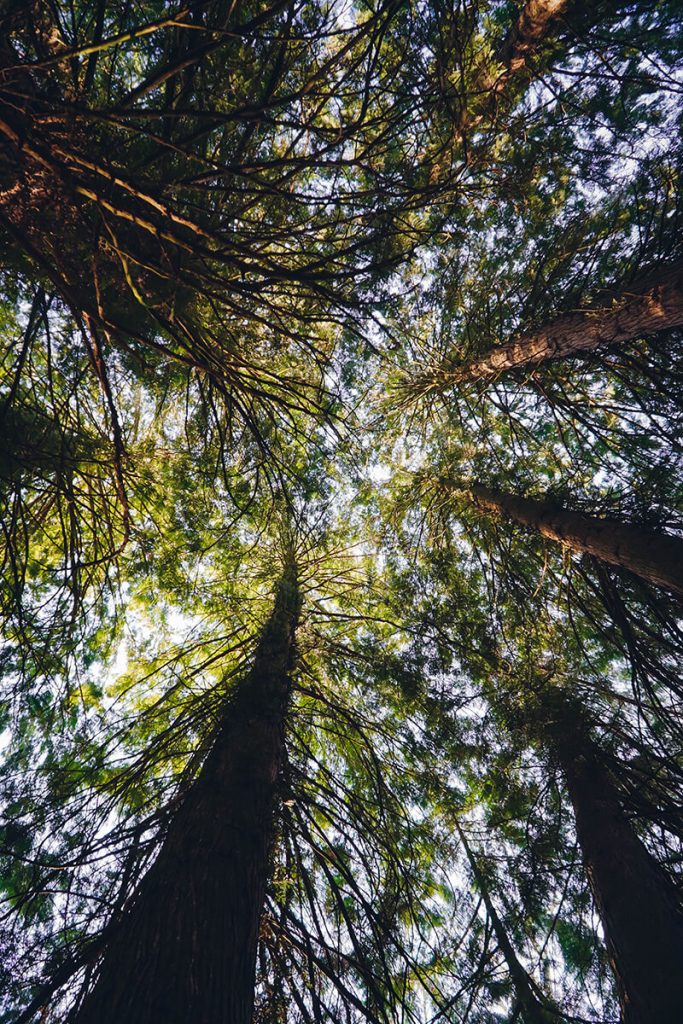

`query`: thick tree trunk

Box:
[544,699,683,1024]
[458,259,683,381]
[469,483,683,597]
[74,566,301,1024]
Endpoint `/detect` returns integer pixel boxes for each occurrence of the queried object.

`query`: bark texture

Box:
[543,697,683,1024]
[458,0,572,133]
[470,483,683,597]
[490,0,571,90]
[459,258,683,380]
[74,566,301,1024]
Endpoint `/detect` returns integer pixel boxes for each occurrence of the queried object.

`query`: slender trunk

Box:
[469,483,683,597]
[543,697,683,1023]
[455,821,556,1024]
[74,565,301,1024]
[457,259,683,381]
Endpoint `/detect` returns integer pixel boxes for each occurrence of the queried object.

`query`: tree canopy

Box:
[1,1,682,1023]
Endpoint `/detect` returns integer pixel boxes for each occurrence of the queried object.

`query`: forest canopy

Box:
[1,1,682,1023]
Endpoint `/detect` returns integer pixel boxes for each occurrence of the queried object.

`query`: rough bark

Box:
[457,259,683,381]
[488,0,572,93]
[457,0,573,134]
[74,565,301,1024]
[543,698,683,1024]
[469,483,683,597]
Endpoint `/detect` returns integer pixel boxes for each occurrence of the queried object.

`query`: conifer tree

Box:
[1,2,683,1023]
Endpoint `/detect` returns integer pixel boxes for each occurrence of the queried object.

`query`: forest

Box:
[0,1,682,1022]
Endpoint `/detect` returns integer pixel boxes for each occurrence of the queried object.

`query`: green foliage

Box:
[1,1,683,1022]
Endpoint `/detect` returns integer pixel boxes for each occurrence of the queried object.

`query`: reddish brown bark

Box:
[74,566,301,1024]
[456,0,573,134]
[457,259,683,381]
[488,0,572,92]
[470,483,683,597]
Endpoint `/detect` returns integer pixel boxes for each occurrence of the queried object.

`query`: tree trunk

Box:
[457,0,573,134]
[458,259,683,381]
[469,483,683,597]
[543,697,683,1024]
[455,820,557,1024]
[74,565,301,1024]
[488,0,572,93]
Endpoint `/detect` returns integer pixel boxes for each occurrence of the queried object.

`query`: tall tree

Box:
[523,685,683,1024]
[373,412,683,1019]
[0,0,431,426]
[72,557,301,1024]
[466,482,683,597]
[436,258,683,384]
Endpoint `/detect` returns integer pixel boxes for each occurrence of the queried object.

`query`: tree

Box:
[436,258,683,384]
[377,501,683,1019]
[2,2,683,1023]
[466,482,683,598]
[0,0,433,431]
[73,558,301,1024]
[528,686,683,1024]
